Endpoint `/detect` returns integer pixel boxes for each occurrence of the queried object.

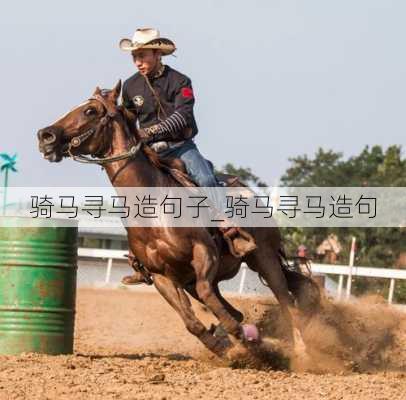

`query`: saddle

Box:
[148,150,256,258]
[156,153,240,188]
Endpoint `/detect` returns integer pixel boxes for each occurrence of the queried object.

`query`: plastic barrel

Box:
[0,217,78,355]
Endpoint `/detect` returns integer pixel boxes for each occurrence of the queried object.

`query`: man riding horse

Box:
[119,28,257,285]
[37,41,320,358]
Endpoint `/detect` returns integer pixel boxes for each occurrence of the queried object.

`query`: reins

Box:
[143,73,168,121]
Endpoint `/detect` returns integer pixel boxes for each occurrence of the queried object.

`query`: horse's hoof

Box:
[242,324,260,343]
[224,343,261,368]
[211,336,233,358]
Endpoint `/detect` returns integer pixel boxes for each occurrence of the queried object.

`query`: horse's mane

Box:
[119,106,162,169]
[119,106,188,176]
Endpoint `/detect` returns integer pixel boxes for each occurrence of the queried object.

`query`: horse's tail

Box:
[278,249,321,315]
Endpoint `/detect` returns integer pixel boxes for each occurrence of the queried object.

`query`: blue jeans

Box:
[159,139,222,208]
[160,140,217,186]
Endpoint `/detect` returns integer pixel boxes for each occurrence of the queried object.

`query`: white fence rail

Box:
[78,248,406,303]
[77,247,251,292]
[310,263,406,303]
[78,247,127,285]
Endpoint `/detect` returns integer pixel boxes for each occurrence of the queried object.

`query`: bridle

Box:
[63,94,142,165]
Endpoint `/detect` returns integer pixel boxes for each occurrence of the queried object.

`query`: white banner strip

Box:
[0,186,405,228]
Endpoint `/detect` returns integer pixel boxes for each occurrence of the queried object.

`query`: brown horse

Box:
[37,81,320,359]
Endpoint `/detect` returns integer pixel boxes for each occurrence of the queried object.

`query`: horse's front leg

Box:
[185,282,244,323]
[153,274,229,357]
[192,243,247,341]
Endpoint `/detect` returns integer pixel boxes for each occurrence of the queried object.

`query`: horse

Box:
[37,81,320,360]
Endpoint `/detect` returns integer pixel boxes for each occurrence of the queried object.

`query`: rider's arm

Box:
[145,76,195,142]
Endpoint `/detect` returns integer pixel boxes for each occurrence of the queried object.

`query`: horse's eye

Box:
[84,108,97,117]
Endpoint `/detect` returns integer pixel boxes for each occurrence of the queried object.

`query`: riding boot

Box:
[121,271,149,285]
[218,222,257,258]
[121,252,153,285]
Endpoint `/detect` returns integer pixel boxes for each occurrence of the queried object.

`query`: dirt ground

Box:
[0,288,406,400]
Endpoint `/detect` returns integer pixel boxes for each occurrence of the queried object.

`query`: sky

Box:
[0,0,405,187]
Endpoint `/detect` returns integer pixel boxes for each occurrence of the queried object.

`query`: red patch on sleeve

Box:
[181,87,194,99]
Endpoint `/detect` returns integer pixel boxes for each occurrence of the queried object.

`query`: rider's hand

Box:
[138,124,160,143]
[137,128,151,142]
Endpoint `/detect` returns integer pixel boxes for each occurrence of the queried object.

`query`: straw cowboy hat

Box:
[119,28,176,55]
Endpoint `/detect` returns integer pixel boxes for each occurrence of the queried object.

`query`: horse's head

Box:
[37,81,122,162]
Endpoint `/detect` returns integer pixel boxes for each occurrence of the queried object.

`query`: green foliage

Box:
[280,145,406,302]
[215,163,267,187]
[281,145,405,187]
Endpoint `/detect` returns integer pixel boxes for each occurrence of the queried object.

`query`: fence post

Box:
[238,263,248,294]
[346,236,356,300]
[337,274,344,299]
[388,278,396,304]
[105,258,113,284]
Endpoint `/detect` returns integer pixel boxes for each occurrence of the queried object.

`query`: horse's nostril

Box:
[38,129,57,144]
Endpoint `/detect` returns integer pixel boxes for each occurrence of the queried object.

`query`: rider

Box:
[119,28,256,284]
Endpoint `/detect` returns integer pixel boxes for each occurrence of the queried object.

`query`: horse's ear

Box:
[93,86,102,96]
[110,80,122,102]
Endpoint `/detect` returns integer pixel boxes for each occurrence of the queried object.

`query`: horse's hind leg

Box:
[282,268,321,316]
[153,274,228,357]
[214,284,244,322]
[246,249,307,355]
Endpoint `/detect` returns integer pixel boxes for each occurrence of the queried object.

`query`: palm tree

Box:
[0,153,18,215]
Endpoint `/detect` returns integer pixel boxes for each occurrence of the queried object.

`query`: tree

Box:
[215,163,268,187]
[0,153,18,215]
[280,145,406,301]
[281,148,344,186]
[281,145,405,187]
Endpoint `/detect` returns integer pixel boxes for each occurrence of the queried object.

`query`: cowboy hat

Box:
[119,28,176,56]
